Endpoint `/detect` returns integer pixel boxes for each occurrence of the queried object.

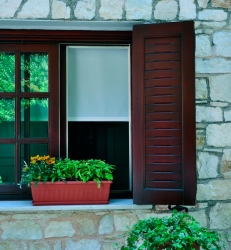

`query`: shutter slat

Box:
[145,36,180,45]
[146,61,180,70]
[146,112,181,121]
[145,43,181,54]
[146,181,182,189]
[145,70,181,79]
[146,155,182,163]
[146,172,182,181]
[146,163,182,172]
[146,121,181,129]
[145,53,180,62]
[146,129,182,137]
[146,138,181,146]
[146,78,181,87]
[146,146,181,155]
[146,87,181,96]
[146,95,181,104]
[146,104,182,112]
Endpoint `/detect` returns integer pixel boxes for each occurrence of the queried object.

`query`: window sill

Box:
[0,199,152,212]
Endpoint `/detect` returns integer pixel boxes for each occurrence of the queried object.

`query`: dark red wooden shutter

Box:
[132,21,196,205]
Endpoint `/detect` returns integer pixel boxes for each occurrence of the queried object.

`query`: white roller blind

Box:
[67,46,129,121]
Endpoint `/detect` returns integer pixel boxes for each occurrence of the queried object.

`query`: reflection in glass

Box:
[0,144,15,184]
[0,52,15,92]
[21,98,48,138]
[0,98,15,138]
[20,143,48,175]
[21,53,48,92]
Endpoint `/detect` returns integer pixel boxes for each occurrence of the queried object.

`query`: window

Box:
[0,21,196,205]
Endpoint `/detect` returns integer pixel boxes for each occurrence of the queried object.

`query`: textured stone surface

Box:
[98,214,114,234]
[17,0,49,18]
[210,74,231,102]
[224,110,231,121]
[212,0,231,8]
[197,152,219,179]
[0,241,19,250]
[210,101,228,107]
[221,149,231,178]
[29,242,51,250]
[179,0,196,20]
[196,35,211,57]
[52,0,70,19]
[197,0,209,8]
[196,78,207,99]
[210,203,231,229]
[0,0,22,18]
[1,221,42,240]
[201,21,227,28]
[206,123,231,147]
[189,210,207,227]
[99,0,123,20]
[154,0,178,20]
[196,106,222,122]
[196,58,231,73]
[197,180,231,200]
[76,217,97,236]
[213,31,231,57]
[198,10,227,21]
[65,239,100,250]
[196,133,205,149]
[125,0,152,20]
[45,221,75,238]
[114,213,138,231]
[74,0,96,20]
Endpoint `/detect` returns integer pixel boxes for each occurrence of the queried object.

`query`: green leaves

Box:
[119,210,225,250]
[20,157,115,188]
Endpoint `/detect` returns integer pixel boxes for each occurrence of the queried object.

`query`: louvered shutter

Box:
[132,21,196,205]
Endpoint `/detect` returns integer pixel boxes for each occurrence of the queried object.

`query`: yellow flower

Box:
[22,166,29,171]
[30,160,36,164]
[46,157,55,165]
[37,176,41,180]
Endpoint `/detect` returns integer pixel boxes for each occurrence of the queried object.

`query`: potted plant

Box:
[120,210,225,250]
[20,155,115,205]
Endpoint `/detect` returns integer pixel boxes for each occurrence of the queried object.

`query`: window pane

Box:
[21,98,48,138]
[21,53,48,92]
[0,144,15,184]
[0,52,15,92]
[20,143,48,173]
[0,98,15,138]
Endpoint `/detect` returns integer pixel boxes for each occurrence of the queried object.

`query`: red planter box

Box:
[31,181,112,205]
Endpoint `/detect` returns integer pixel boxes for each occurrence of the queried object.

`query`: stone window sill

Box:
[0,199,152,212]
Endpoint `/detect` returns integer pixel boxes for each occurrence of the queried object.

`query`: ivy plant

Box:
[120,210,225,250]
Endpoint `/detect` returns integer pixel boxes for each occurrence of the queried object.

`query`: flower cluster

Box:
[20,155,56,187]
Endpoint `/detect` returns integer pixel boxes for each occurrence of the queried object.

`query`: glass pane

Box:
[0,98,15,138]
[0,52,15,92]
[21,98,48,138]
[21,53,48,92]
[20,143,48,173]
[0,144,15,184]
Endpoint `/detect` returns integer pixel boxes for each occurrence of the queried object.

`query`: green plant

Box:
[120,210,225,250]
[20,155,115,188]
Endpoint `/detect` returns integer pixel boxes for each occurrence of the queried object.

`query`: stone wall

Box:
[0,0,231,249]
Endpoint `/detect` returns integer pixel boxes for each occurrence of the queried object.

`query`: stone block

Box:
[198,10,227,21]
[196,133,205,149]
[52,0,70,19]
[221,149,231,178]
[210,74,231,102]
[212,0,231,8]
[65,239,100,250]
[29,242,51,250]
[17,0,49,18]
[99,214,114,234]
[189,210,207,227]
[201,21,227,28]
[213,31,231,57]
[196,106,222,122]
[99,0,123,20]
[114,213,138,231]
[210,102,228,107]
[179,0,196,20]
[45,221,75,238]
[154,0,178,20]
[76,217,97,236]
[1,220,42,240]
[224,110,231,121]
[125,0,152,20]
[210,203,231,229]
[197,180,231,200]
[196,58,231,74]
[0,241,19,250]
[196,35,211,57]
[197,152,219,179]
[206,123,231,147]
[0,0,22,18]
[74,0,96,20]
[197,0,209,8]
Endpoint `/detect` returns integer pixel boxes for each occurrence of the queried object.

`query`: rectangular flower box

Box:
[31,181,112,205]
